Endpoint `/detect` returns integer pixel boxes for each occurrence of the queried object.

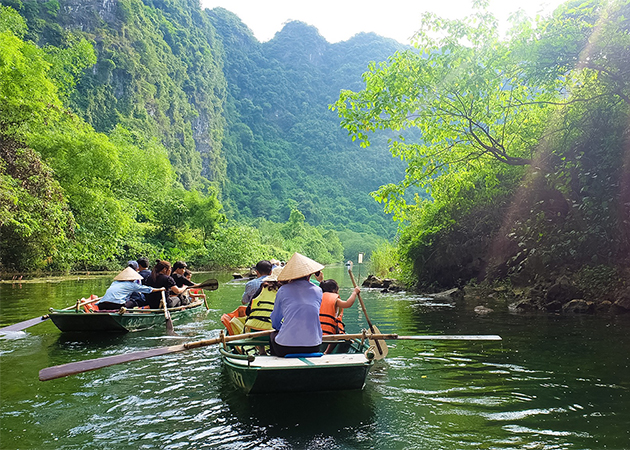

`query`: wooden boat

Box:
[220,333,375,394]
[48,299,207,333]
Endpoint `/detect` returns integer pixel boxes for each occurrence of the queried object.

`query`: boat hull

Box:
[221,338,374,394]
[49,301,205,333]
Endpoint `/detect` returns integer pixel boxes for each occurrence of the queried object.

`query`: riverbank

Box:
[362,273,630,315]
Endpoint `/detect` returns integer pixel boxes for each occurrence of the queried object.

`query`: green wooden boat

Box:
[220,335,375,394]
[48,300,206,333]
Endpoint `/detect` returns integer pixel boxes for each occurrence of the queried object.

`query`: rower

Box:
[269,253,325,357]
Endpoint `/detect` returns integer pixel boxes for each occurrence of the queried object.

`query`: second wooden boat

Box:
[48,299,206,333]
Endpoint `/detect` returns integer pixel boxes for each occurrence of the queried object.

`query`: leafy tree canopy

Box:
[333,2,565,221]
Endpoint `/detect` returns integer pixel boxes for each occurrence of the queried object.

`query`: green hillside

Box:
[0,0,405,271]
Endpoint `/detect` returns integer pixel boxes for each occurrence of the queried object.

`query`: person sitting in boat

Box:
[244,272,282,332]
[269,253,325,357]
[319,279,360,335]
[127,260,150,307]
[184,269,205,302]
[97,267,165,311]
[241,260,273,305]
[310,270,324,286]
[137,257,151,279]
[170,261,203,305]
[142,260,188,309]
[319,279,360,354]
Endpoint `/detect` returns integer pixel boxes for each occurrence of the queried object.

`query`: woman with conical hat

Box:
[97,267,165,311]
[269,252,325,357]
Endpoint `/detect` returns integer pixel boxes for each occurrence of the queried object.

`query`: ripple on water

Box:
[503,424,591,438]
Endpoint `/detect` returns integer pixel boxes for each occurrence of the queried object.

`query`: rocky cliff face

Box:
[13,0,228,189]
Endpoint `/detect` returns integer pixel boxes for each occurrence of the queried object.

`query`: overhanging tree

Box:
[332,4,562,221]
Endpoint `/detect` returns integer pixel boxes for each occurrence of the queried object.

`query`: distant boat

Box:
[48,299,207,333]
[220,333,375,394]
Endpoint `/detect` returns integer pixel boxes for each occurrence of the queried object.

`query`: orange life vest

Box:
[319,292,344,335]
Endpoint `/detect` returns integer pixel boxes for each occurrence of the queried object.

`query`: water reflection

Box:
[1,268,629,449]
[219,375,377,448]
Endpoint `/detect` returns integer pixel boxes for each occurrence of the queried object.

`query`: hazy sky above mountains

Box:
[200,0,566,44]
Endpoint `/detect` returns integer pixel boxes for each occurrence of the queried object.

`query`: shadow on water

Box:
[218,367,378,448]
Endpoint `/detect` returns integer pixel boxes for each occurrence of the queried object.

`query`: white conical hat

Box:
[277,252,324,281]
[113,267,143,281]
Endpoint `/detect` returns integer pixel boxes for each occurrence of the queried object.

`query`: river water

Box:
[0,265,628,449]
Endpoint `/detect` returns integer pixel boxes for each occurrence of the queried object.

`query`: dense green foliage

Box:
[336,0,630,290]
[207,10,406,243]
[1,1,393,272]
[7,0,627,294]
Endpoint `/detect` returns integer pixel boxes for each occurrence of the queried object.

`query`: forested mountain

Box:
[0,0,405,272]
[209,11,406,237]
[13,0,406,235]
[8,0,627,313]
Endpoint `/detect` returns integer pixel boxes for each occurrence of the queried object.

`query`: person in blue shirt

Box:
[241,260,273,305]
[270,252,325,357]
[137,257,152,279]
[97,267,164,310]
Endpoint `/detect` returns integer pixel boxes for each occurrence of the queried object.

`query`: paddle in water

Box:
[39,329,275,381]
[0,296,102,334]
[161,289,176,336]
[348,264,388,359]
[39,330,501,381]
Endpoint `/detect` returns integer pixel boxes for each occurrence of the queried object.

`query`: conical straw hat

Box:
[277,252,324,281]
[113,266,143,281]
[268,266,284,281]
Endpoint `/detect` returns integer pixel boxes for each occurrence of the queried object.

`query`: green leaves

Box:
[334,4,562,221]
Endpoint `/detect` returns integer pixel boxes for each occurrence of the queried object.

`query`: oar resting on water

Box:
[38,330,501,381]
[0,296,102,335]
[0,279,218,336]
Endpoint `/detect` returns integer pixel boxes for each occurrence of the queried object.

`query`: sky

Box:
[199,0,567,44]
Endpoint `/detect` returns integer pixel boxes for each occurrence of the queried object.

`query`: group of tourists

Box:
[238,253,360,357]
[96,252,359,357]
[97,259,202,311]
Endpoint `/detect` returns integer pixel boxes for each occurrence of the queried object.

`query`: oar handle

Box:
[348,269,373,329]
[184,329,274,349]
[161,288,171,320]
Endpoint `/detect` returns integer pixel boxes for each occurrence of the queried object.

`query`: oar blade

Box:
[39,344,186,381]
[368,325,388,360]
[396,335,503,341]
[196,279,219,291]
[165,313,176,336]
[0,315,49,334]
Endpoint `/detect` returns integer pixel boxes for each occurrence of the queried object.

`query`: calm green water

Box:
[1,265,629,449]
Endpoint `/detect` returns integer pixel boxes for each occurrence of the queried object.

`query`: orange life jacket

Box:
[319,292,344,335]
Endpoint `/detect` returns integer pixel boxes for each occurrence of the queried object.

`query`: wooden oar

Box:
[191,278,218,291]
[348,266,388,360]
[39,330,500,381]
[161,289,176,336]
[322,333,503,341]
[39,329,275,381]
[177,278,217,310]
[0,296,102,334]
